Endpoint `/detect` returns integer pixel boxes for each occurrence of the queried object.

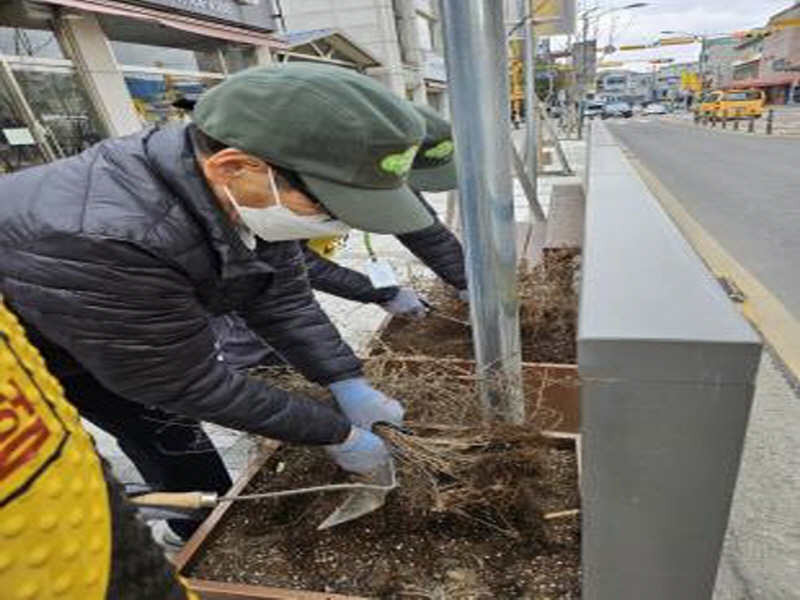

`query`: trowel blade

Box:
[317,459,396,530]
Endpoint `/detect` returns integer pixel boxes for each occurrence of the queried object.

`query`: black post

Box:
[734,110,740,131]
[766,109,774,135]
[748,116,755,133]
[721,111,728,129]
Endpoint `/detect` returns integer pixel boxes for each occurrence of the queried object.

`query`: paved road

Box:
[607,119,800,318]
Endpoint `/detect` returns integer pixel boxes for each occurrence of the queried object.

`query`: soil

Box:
[187,253,582,598]
[373,250,580,365]
[187,442,580,599]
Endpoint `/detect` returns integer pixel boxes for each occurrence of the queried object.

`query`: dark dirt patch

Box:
[373,250,580,364]
[187,442,580,599]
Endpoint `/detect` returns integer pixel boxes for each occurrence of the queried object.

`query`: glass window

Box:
[0,75,46,172]
[13,68,105,157]
[722,91,762,101]
[124,73,220,125]
[0,26,65,59]
[111,40,224,73]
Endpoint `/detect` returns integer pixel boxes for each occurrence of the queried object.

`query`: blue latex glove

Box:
[329,378,404,429]
[326,426,391,474]
[457,288,469,302]
[381,287,428,318]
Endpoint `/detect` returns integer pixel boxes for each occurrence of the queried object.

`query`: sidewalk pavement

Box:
[714,350,800,599]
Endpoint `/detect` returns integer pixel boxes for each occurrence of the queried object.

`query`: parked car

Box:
[602,101,633,119]
[584,101,605,119]
[643,103,668,116]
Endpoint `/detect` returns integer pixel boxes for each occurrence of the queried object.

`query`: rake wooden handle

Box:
[130,492,218,510]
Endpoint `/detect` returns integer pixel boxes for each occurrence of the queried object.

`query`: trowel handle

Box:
[130,491,218,509]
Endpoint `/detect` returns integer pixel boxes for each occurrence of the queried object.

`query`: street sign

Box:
[533,0,576,36]
[681,72,702,92]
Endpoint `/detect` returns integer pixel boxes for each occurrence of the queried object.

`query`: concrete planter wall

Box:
[579,122,762,600]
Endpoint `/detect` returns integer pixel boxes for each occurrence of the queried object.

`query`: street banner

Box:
[572,40,597,85]
[534,0,576,36]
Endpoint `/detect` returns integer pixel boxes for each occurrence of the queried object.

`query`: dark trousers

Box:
[60,372,233,539]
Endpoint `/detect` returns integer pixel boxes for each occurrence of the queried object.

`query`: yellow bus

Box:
[695,89,766,119]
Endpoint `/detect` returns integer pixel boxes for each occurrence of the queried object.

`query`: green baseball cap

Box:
[408,104,458,192]
[194,64,434,234]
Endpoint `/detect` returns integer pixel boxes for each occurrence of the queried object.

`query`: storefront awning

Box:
[272,28,380,69]
[43,0,289,48]
[730,74,800,89]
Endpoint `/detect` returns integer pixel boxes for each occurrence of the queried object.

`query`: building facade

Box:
[278,0,448,112]
[726,3,800,104]
[701,36,741,89]
[753,3,800,104]
[0,0,278,173]
[595,69,653,104]
[731,36,764,83]
[655,62,700,104]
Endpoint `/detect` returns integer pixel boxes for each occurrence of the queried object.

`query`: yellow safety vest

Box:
[0,301,197,600]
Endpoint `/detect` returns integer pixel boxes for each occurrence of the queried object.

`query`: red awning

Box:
[45,0,288,48]
[729,74,800,89]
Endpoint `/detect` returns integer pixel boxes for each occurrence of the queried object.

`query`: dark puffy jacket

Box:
[397,193,466,290]
[0,126,355,445]
[302,246,399,304]
[302,193,466,304]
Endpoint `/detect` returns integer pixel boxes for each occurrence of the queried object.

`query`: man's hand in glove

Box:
[326,426,391,474]
[380,287,428,318]
[329,377,404,429]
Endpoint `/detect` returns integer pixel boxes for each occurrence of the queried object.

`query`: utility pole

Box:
[520,0,538,184]
[439,0,524,424]
[577,11,590,139]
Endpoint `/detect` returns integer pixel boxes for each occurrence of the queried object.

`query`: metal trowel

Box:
[317,458,398,530]
[130,458,398,529]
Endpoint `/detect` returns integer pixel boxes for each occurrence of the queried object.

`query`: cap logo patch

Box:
[424,140,454,160]
[380,145,419,176]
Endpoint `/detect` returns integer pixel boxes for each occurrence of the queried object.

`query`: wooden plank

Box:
[174,441,278,573]
[185,579,366,600]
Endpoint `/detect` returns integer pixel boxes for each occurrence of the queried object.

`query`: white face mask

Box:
[223,169,350,243]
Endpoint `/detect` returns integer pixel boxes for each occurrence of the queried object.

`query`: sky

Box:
[559,0,795,71]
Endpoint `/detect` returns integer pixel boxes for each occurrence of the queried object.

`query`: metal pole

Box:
[577,13,589,140]
[439,0,524,424]
[523,9,539,184]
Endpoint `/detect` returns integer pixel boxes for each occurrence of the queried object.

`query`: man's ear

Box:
[202,148,267,185]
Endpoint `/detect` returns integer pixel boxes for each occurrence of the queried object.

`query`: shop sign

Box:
[2,128,36,146]
[423,50,447,82]
[127,0,276,31]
